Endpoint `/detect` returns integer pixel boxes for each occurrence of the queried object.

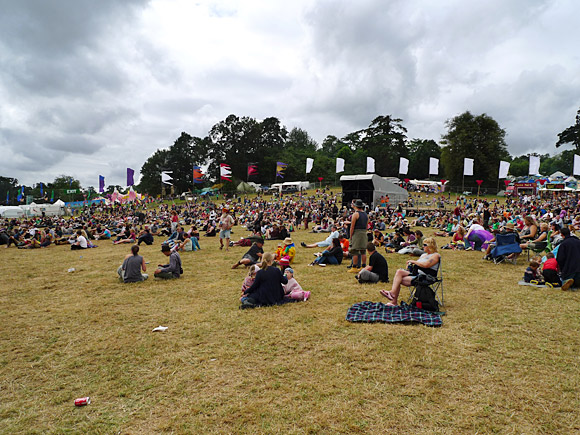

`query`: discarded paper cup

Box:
[68,268,76,273]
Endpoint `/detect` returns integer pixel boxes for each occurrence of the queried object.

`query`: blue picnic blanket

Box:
[346,301,443,327]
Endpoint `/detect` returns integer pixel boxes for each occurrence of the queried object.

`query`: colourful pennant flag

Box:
[99,175,105,193]
[51,190,54,202]
[220,163,232,182]
[247,163,258,178]
[40,182,43,196]
[6,190,9,204]
[17,186,23,202]
[193,166,204,184]
[127,168,135,186]
[276,162,288,178]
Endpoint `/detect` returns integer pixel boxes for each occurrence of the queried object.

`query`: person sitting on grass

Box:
[380,237,440,305]
[70,230,88,250]
[154,244,182,279]
[275,237,296,265]
[301,225,340,249]
[117,245,148,283]
[240,265,259,300]
[174,233,193,252]
[240,252,288,307]
[282,268,310,301]
[310,237,343,266]
[232,240,264,269]
[355,242,389,284]
[542,252,561,288]
[557,226,580,291]
[523,259,542,283]
[113,229,137,245]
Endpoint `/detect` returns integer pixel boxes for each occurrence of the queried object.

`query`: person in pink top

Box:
[282,268,310,301]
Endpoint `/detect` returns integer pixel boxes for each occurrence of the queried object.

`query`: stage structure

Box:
[340,174,408,208]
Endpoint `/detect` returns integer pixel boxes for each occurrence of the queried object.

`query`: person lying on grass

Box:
[300,225,339,248]
[240,252,288,307]
[380,237,440,306]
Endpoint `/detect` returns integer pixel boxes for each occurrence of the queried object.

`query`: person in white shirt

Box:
[71,230,88,250]
[301,225,340,249]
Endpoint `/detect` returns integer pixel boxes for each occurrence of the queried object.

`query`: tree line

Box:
[137,108,580,195]
[2,108,579,203]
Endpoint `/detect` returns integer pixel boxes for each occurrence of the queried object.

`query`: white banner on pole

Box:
[498,160,510,179]
[573,154,580,176]
[529,155,540,175]
[463,158,474,176]
[429,157,439,175]
[161,171,173,185]
[366,157,375,173]
[306,158,314,174]
[336,158,345,173]
[399,157,409,175]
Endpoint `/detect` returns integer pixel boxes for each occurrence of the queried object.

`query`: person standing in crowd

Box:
[349,199,368,272]
[219,207,235,251]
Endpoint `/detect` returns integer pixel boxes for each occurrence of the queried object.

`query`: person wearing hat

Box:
[219,207,235,251]
[275,237,296,265]
[349,199,368,272]
[154,244,182,279]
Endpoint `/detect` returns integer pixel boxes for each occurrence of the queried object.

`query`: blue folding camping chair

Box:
[491,233,522,264]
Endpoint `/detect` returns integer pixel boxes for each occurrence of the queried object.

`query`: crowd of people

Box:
[2,188,580,308]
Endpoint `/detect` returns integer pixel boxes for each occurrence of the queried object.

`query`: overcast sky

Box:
[1,0,579,187]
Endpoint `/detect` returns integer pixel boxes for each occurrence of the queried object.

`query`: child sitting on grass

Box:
[240,265,258,301]
[523,259,543,284]
[542,252,561,288]
[282,268,310,301]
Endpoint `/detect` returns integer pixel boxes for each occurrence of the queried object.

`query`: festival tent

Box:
[0,206,24,218]
[340,174,408,208]
[236,182,255,193]
[20,201,66,217]
[549,171,566,180]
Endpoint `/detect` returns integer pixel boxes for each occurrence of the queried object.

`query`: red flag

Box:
[504,180,511,187]
[404,178,410,183]
[318,177,324,182]
[538,179,546,185]
[440,179,446,185]
[476,180,484,186]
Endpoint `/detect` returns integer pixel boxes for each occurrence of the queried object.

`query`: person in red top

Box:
[542,252,560,287]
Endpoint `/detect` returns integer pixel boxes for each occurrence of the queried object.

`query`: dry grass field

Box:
[1,211,580,433]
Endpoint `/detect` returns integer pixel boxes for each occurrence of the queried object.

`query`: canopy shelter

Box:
[0,206,24,218]
[236,182,255,193]
[20,201,65,217]
[340,174,408,208]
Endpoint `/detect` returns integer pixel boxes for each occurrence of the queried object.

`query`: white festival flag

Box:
[161,171,173,185]
[463,158,474,176]
[366,157,375,173]
[573,154,580,176]
[399,157,409,175]
[498,160,510,179]
[529,155,540,175]
[429,157,439,175]
[306,158,314,174]
[336,157,345,173]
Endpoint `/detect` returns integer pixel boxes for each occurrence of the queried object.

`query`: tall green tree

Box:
[440,112,510,188]
[0,176,18,205]
[407,139,441,180]
[556,107,580,151]
[358,115,408,176]
[138,149,170,196]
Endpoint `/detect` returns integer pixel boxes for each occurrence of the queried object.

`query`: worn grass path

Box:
[1,225,579,434]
